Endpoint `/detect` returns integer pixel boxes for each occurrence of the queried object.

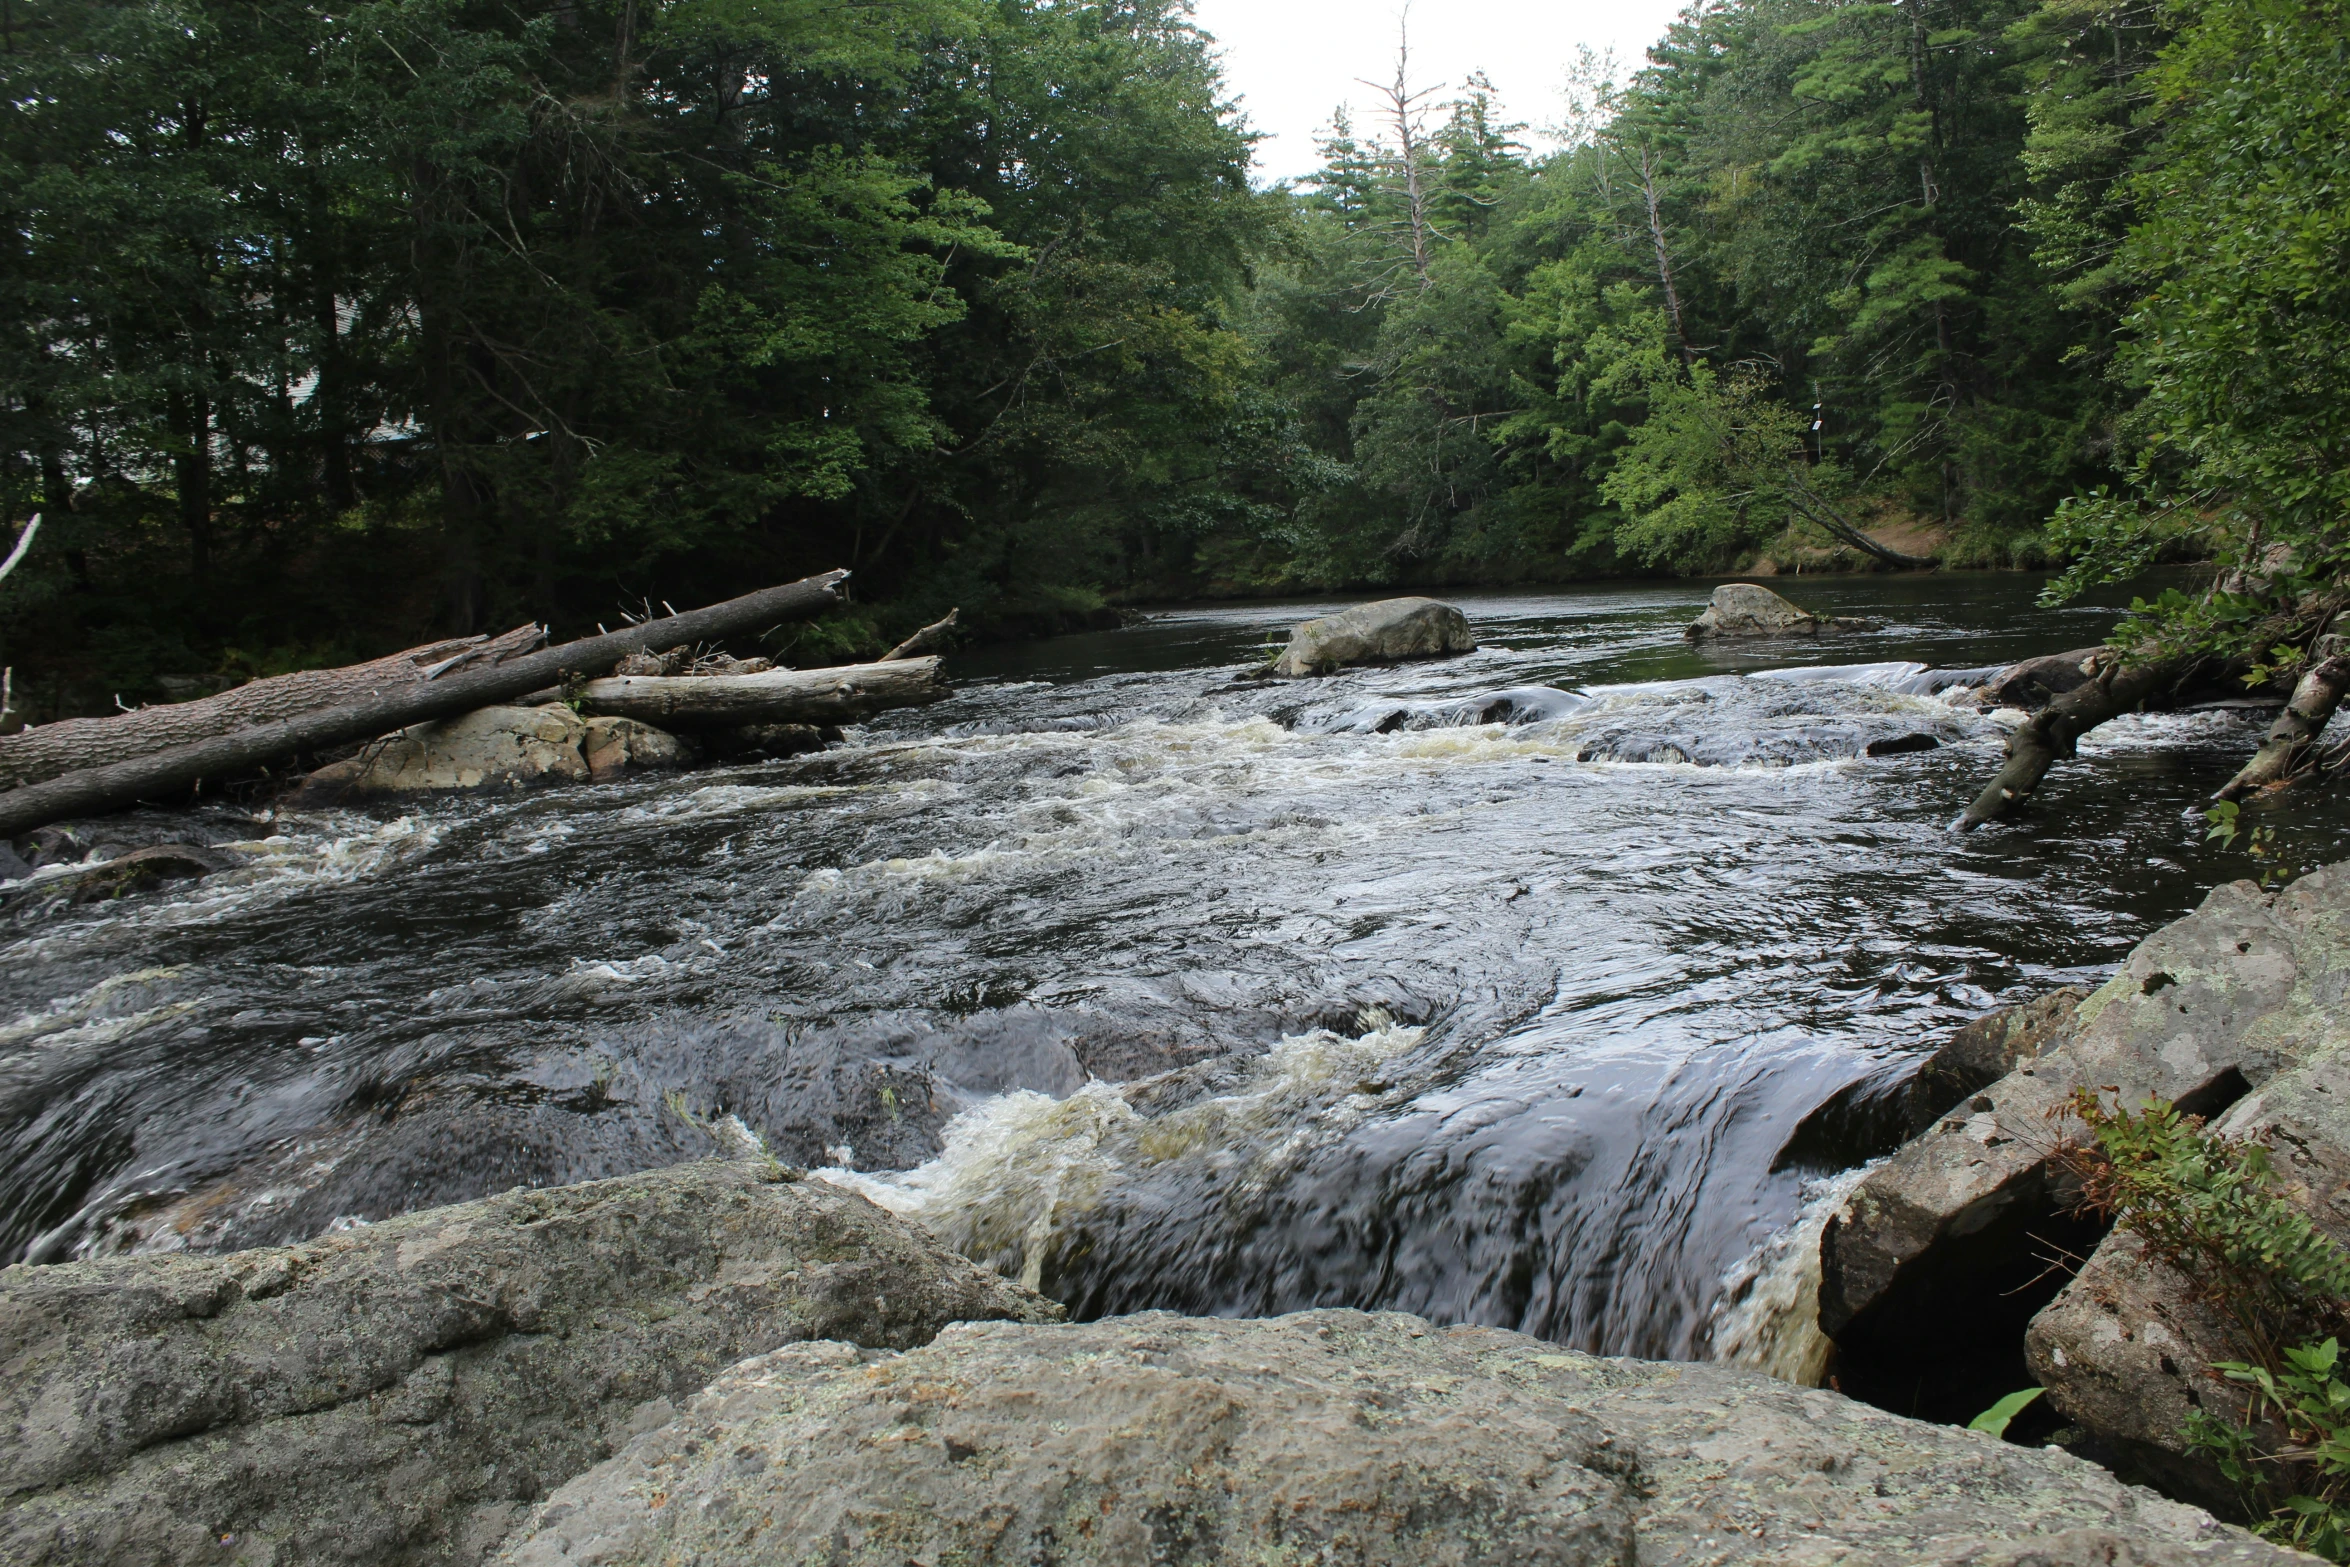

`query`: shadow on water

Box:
[8,569,2350,1367]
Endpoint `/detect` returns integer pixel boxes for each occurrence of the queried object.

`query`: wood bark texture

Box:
[0,624,547,791]
[577,657,945,727]
[882,609,958,662]
[1958,651,2187,830]
[0,571,848,837]
[2215,651,2350,801]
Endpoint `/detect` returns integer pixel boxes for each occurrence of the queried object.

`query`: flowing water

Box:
[10,572,2350,1376]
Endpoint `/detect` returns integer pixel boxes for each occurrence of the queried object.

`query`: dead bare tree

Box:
[1357,17,1446,297]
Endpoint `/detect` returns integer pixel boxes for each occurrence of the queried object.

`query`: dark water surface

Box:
[8,572,2347,1364]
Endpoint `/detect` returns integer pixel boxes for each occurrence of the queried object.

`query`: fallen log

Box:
[2215,650,2350,801]
[0,571,848,837]
[576,657,946,728]
[1970,647,2107,711]
[1957,650,2194,830]
[0,623,548,791]
[882,608,958,662]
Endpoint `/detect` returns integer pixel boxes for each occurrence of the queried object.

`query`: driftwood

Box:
[577,657,946,728]
[0,623,548,791]
[1957,650,2194,830]
[2216,650,2350,801]
[0,571,848,837]
[882,609,959,662]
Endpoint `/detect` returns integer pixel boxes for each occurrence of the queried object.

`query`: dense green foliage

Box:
[1,0,2345,713]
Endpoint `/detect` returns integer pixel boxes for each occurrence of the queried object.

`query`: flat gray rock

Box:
[1822,864,2350,1481]
[0,1156,1059,1566]
[1266,597,1474,677]
[498,1310,2296,1566]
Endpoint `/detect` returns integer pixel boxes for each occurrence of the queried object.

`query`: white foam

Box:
[818,1018,1425,1291]
[1707,1160,1878,1385]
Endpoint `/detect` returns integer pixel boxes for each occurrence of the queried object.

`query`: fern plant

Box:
[2061,1091,2350,1557]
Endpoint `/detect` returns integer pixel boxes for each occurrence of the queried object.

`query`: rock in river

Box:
[1265,596,1474,677]
[297,704,690,799]
[0,1155,1058,1567]
[1822,862,2350,1507]
[1685,582,1870,640]
[500,1309,2292,1567]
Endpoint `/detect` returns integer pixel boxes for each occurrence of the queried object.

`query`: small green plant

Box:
[2060,1091,2350,1555]
[1969,1387,2045,1439]
[2205,800,2297,889]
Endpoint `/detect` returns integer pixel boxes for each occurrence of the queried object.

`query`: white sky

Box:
[1187,0,1693,184]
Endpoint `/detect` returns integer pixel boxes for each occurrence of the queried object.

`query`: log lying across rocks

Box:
[577,657,947,728]
[0,623,549,792]
[0,571,848,837]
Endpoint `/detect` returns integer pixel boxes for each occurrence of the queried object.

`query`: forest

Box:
[0,0,2344,720]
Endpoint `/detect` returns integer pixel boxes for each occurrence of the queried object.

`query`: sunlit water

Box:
[9,573,2349,1377]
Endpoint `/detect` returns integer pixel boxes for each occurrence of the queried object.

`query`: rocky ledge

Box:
[1821,860,2350,1516]
[501,1308,2290,1567]
[0,1154,1057,1566]
[0,1146,2303,1566]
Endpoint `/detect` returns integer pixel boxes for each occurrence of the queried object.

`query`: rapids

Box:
[9,572,2350,1376]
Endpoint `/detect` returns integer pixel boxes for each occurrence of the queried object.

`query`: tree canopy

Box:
[2,0,2344,714]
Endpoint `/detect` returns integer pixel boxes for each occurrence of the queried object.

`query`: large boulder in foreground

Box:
[1265,597,1474,677]
[500,1309,2292,1567]
[1685,582,1869,640]
[0,1156,1058,1567]
[1821,864,2350,1481]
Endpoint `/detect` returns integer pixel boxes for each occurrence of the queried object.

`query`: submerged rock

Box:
[1685,582,1870,640]
[0,842,238,915]
[0,1156,1058,1567]
[1265,597,1474,677]
[1822,864,2350,1492]
[499,1309,2291,1567]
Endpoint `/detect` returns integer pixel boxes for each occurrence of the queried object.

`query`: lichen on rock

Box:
[498,1309,2295,1566]
[0,1155,1059,1566]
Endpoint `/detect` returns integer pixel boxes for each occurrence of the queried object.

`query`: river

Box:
[8,572,2347,1376]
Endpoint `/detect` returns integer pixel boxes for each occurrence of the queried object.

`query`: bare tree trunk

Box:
[1957,651,2190,830]
[1636,146,1694,367]
[169,388,213,583]
[578,657,946,727]
[1362,23,1443,288]
[2216,652,2350,801]
[0,571,848,836]
[882,609,959,662]
[0,514,37,586]
[1784,478,1938,568]
[0,621,546,790]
